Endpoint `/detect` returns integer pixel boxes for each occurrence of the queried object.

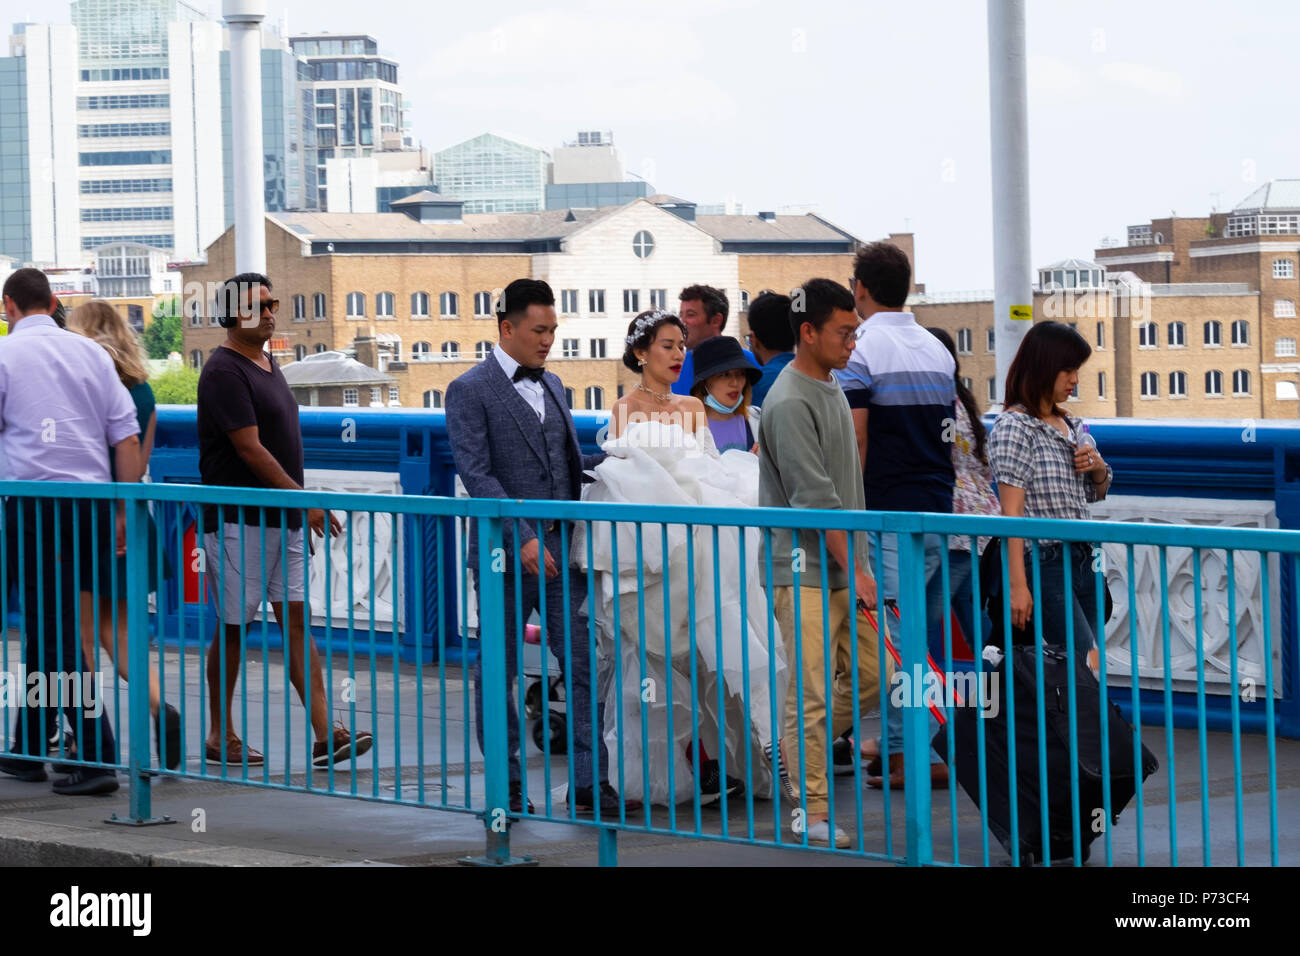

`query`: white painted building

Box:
[533,199,740,355]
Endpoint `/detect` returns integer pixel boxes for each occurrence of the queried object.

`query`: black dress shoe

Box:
[508,782,534,814]
[0,757,47,782]
[52,769,119,796]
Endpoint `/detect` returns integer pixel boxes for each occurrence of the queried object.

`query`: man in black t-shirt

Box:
[197,272,372,770]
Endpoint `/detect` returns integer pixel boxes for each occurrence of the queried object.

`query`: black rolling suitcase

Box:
[943,643,1159,864]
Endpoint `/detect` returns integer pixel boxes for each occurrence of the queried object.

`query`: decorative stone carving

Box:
[1090,496,1281,697]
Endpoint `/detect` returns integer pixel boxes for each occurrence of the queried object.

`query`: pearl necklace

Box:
[635,382,674,403]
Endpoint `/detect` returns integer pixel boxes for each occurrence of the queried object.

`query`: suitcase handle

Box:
[859,603,961,722]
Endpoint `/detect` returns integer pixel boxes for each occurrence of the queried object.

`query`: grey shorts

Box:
[204,524,306,624]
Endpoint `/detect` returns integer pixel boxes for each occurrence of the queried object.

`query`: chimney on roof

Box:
[354,335,378,369]
[758,210,776,221]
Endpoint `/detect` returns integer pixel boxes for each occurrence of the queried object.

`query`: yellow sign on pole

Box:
[1010,304,1033,321]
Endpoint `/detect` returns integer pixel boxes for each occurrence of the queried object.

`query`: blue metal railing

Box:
[0,477,1289,866]
[141,408,1300,741]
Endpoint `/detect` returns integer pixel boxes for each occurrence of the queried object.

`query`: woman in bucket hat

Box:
[689,335,762,454]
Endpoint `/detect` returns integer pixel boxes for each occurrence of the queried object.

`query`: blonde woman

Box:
[66,301,180,769]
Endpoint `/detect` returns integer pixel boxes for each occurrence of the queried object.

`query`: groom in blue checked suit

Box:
[446,278,630,817]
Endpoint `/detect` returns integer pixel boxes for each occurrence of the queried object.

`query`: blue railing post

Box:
[460,506,534,865]
[897,525,934,866]
[112,491,172,826]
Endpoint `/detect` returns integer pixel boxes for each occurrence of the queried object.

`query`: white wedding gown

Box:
[575,420,787,805]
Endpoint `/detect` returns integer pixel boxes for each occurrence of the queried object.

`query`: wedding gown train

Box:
[576,421,787,805]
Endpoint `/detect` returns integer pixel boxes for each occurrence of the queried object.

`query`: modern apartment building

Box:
[0,2,223,263]
[73,0,224,261]
[288,33,407,210]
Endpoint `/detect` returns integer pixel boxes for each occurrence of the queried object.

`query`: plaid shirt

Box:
[988,408,1112,524]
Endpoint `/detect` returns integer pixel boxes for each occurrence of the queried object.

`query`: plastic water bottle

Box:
[1077,421,1097,454]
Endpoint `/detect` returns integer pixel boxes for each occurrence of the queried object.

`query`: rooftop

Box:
[280,351,394,387]
[1040,256,1102,271]
[1233,180,1300,213]
[1148,282,1257,297]
[267,199,859,250]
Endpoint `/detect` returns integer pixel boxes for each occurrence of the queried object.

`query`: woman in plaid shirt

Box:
[988,322,1113,647]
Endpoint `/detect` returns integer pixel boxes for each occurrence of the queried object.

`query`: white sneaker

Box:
[804,819,850,848]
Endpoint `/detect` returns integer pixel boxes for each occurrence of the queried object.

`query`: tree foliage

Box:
[151,366,199,405]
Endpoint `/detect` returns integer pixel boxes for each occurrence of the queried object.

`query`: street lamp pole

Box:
[988,0,1032,410]
[224,0,266,275]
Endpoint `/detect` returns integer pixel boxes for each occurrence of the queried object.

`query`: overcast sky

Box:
[11,0,1299,290]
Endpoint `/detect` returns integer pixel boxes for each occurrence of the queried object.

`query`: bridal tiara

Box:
[625,310,674,345]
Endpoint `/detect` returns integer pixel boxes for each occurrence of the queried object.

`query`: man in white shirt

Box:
[0,268,141,795]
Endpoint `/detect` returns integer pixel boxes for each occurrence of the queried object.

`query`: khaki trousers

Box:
[774,586,883,818]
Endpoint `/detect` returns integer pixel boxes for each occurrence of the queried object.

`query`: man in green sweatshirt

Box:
[758,277,880,849]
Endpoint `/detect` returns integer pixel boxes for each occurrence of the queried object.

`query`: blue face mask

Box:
[704,392,744,414]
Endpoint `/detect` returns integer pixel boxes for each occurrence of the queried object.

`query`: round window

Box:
[632,230,655,259]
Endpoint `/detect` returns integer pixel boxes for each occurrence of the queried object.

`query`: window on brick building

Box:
[1205,370,1223,396]
[957,328,972,354]
[1276,337,1297,358]
[1233,369,1251,396]
[1167,321,1185,347]
[1204,320,1222,346]
[1169,371,1186,397]
[562,338,579,358]
[1138,322,1157,348]
[1274,259,1294,279]
[1141,372,1158,397]
[1231,320,1249,346]
[411,292,430,318]
[585,386,604,410]
[1276,299,1296,318]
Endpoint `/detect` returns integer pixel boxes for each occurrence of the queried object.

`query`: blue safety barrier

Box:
[0,477,1288,867]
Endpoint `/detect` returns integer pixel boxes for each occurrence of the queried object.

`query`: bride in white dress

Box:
[575,311,786,806]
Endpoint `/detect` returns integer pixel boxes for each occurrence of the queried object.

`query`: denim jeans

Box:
[1026,541,1101,651]
[941,549,995,659]
[876,532,945,763]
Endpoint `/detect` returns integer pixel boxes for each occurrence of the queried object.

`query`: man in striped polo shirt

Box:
[835,241,955,788]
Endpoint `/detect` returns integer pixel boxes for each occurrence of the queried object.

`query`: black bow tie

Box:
[512,365,545,383]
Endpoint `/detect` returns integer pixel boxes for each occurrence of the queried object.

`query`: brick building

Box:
[1093,179,1300,416]
[183,194,900,409]
[913,180,1300,421]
